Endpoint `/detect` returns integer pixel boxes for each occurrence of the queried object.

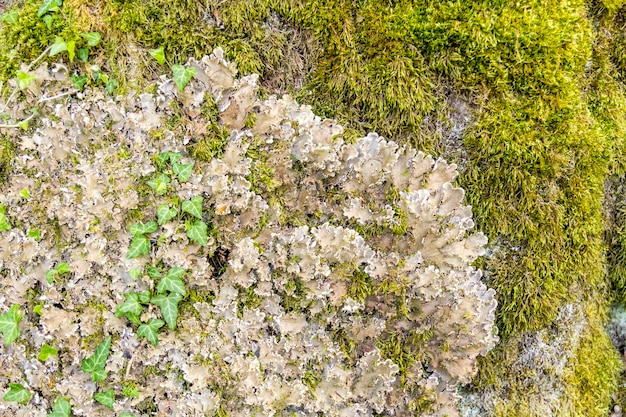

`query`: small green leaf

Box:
[45,269,56,284]
[0,304,23,345]
[128,268,142,280]
[147,173,170,196]
[38,343,58,361]
[3,383,31,404]
[147,266,162,279]
[119,412,136,417]
[33,303,44,316]
[94,388,114,409]
[80,32,101,47]
[106,79,118,95]
[115,293,143,323]
[77,48,89,62]
[137,290,151,303]
[27,228,41,242]
[16,70,35,90]
[182,196,203,219]
[187,220,208,246]
[42,14,53,29]
[19,188,30,199]
[49,37,68,56]
[56,262,70,274]
[127,234,150,259]
[47,397,71,417]
[137,318,164,346]
[122,383,139,398]
[38,0,60,17]
[156,267,186,296]
[149,47,165,65]
[66,40,75,62]
[71,74,87,90]
[151,293,182,329]
[81,336,111,381]
[0,10,18,24]
[156,151,172,167]
[129,221,158,236]
[18,119,29,130]
[171,64,197,91]
[0,207,10,231]
[168,152,182,164]
[172,161,194,182]
[157,203,178,225]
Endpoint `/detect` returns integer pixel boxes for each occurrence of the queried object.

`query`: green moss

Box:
[193,123,231,162]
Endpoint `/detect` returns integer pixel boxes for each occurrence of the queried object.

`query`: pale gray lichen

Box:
[0,48,497,416]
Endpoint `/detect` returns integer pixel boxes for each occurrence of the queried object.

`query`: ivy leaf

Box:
[56,262,70,274]
[45,269,56,284]
[0,10,19,24]
[38,0,60,17]
[27,228,41,242]
[171,64,197,91]
[16,70,35,90]
[0,206,10,231]
[172,161,194,182]
[115,293,143,323]
[80,32,101,47]
[156,267,186,296]
[168,152,182,164]
[149,47,165,65]
[137,290,151,303]
[129,221,158,236]
[157,203,178,225]
[0,304,23,345]
[187,220,208,246]
[3,383,31,404]
[151,293,182,329]
[127,234,150,259]
[182,196,203,219]
[71,74,87,90]
[81,336,111,381]
[147,173,170,195]
[47,397,71,417]
[147,266,162,279]
[49,37,68,56]
[94,388,114,409]
[137,318,164,346]
[38,343,58,361]
[77,48,89,62]
[42,14,53,29]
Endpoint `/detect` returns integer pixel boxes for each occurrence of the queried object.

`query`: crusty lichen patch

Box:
[0,48,497,416]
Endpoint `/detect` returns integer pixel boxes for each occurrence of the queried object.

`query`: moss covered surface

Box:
[2,0,626,414]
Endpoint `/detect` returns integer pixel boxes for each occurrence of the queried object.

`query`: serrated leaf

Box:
[171,64,197,91]
[115,293,143,322]
[3,383,31,404]
[137,318,164,346]
[56,262,70,274]
[47,397,71,417]
[38,343,58,361]
[156,267,186,296]
[147,173,170,195]
[187,220,208,246]
[0,304,23,345]
[81,336,111,381]
[129,221,158,236]
[157,203,178,225]
[151,293,182,329]
[149,47,165,65]
[0,10,18,24]
[16,70,35,90]
[182,196,203,219]
[94,388,114,409]
[173,161,194,182]
[80,31,101,47]
[127,234,150,259]
[49,37,67,56]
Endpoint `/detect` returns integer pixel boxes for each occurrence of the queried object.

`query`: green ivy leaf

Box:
[16,70,35,90]
[127,234,150,259]
[0,304,23,345]
[137,290,151,303]
[115,293,143,323]
[80,32,101,47]
[182,196,203,219]
[3,383,31,404]
[42,14,53,29]
[157,203,178,225]
[0,206,10,231]
[156,267,186,296]
[129,221,158,236]
[38,0,61,17]
[147,173,170,196]
[149,46,165,65]
[151,293,182,329]
[168,152,182,164]
[0,10,18,24]
[38,343,58,361]
[81,336,111,381]
[49,36,67,56]
[71,74,87,90]
[27,228,41,242]
[47,397,71,417]
[128,268,142,280]
[187,220,208,246]
[56,262,70,274]
[137,318,164,346]
[172,161,194,182]
[94,388,114,409]
[66,40,75,62]
[171,64,197,91]
[147,266,162,279]
[77,48,89,62]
